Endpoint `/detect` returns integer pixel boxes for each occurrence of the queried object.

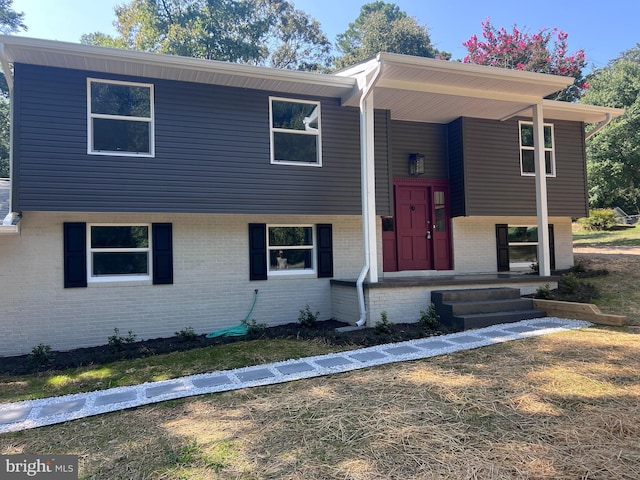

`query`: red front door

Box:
[396,185,432,270]
[391,180,451,271]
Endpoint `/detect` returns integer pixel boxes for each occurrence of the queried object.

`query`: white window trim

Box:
[508,225,538,269]
[269,96,322,167]
[519,121,555,177]
[87,78,155,157]
[267,224,316,276]
[87,223,152,283]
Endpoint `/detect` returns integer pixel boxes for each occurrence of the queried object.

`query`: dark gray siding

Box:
[389,120,448,179]
[14,64,363,215]
[454,117,588,218]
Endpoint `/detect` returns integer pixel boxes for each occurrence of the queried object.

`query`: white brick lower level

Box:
[0,212,574,356]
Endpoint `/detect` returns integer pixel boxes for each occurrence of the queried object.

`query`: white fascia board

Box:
[377,52,573,91]
[0,35,355,93]
[541,99,625,123]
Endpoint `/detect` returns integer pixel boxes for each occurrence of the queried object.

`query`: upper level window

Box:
[268,225,315,275]
[270,97,321,166]
[88,79,154,157]
[88,224,150,282]
[519,121,555,176]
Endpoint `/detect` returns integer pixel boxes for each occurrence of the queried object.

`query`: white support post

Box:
[533,102,551,276]
[360,92,378,283]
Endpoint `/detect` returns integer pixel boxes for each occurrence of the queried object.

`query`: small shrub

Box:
[298,304,319,328]
[29,343,53,367]
[578,209,617,231]
[108,328,137,350]
[418,304,440,329]
[175,326,197,341]
[374,311,394,335]
[559,273,580,295]
[241,318,267,334]
[534,283,553,300]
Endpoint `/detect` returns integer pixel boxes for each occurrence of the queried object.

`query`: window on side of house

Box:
[519,121,555,176]
[88,224,151,282]
[270,97,321,166]
[267,225,315,274]
[507,225,538,268]
[88,78,154,156]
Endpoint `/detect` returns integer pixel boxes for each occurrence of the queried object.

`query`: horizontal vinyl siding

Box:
[461,117,588,217]
[14,64,362,215]
[389,120,448,179]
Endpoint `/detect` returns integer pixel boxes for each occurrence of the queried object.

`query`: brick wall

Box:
[0,212,364,356]
[452,216,573,273]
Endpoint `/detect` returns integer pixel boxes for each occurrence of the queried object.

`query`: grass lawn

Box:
[572,223,640,325]
[572,223,640,246]
[1,327,639,479]
[0,339,355,404]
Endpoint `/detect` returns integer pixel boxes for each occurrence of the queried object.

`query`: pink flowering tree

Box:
[463,19,588,102]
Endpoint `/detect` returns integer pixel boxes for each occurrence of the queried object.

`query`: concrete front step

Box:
[432,287,546,331]
[445,298,536,316]
[433,287,521,303]
[454,309,546,331]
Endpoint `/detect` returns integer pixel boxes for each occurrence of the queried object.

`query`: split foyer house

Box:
[0,36,623,356]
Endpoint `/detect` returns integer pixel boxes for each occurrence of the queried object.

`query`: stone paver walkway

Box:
[0,317,591,434]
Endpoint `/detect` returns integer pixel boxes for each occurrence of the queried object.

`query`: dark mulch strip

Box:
[0,320,449,376]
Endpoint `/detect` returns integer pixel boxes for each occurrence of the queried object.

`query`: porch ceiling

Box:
[338,53,623,124]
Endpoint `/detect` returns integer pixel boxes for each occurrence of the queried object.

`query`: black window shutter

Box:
[496,224,510,272]
[549,224,556,271]
[249,223,268,280]
[64,222,87,288]
[316,224,333,278]
[152,223,173,285]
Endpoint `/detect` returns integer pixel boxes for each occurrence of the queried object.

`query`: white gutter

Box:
[355,58,384,327]
[585,113,613,140]
[0,42,20,234]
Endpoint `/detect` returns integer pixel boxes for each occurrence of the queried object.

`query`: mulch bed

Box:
[0,320,449,376]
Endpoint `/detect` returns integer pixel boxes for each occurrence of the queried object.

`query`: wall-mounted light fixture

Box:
[409,153,425,176]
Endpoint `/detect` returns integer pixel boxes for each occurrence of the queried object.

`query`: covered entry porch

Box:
[330,273,558,329]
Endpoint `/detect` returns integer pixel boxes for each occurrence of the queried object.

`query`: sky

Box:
[10,0,640,71]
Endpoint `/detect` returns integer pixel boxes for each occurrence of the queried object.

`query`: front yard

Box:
[1,327,639,479]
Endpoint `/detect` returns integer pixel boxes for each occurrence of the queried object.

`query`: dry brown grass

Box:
[2,327,639,479]
[573,251,640,325]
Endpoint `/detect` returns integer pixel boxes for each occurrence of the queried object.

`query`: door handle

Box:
[426,231,432,240]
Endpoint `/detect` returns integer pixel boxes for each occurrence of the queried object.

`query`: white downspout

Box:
[533,102,550,276]
[0,42,19,231]
[585,113,612,140]
[355,59,384,327]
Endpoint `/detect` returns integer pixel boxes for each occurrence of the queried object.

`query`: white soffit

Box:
[0,36,355,98]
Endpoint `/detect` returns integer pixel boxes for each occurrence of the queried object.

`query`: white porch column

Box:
[360,90,378,282]
[533,102,551,276]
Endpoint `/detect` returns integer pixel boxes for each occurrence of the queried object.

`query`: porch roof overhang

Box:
[337,53,623,125]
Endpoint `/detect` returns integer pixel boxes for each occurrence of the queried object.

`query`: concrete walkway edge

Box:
[0,317,592,434]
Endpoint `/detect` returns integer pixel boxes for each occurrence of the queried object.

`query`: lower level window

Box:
[89,224,150,281]
[268,225,314,274]
[508,226,538,268]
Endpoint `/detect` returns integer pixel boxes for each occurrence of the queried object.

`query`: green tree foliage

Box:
[333,1,448,70]
[581,46,640,213]
[81,0,331,71]
[462,18,587,102]
[0,0,26,178]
